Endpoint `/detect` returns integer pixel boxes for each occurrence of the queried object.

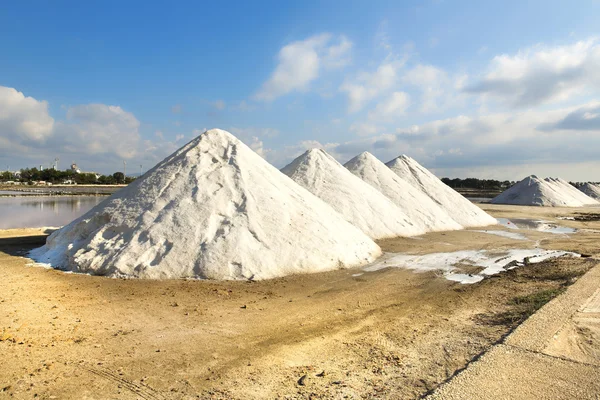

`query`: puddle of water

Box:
[363,249,580,284]
[0,196,103,229]
[473,230,528,240]
[496,218,519,230]
[497,217,576,234]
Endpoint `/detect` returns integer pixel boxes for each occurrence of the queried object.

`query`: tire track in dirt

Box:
[82,365,167,400]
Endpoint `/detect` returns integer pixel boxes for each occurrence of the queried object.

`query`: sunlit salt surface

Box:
[497,217,576,234]
[363,249,580,284]
[0,196,104,229]
[473,230,528,240]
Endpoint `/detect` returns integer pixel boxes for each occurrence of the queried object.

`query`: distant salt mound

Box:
[579,182,600,200]
[282,149,424,239]
[344,152,462,233]
[30,129,381,280]
[386,155,497,228]
[545,178,599,205]
[491,175,598,207]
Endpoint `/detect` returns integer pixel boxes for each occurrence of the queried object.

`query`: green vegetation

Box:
[0,168,136,185]
[485,288,565,326]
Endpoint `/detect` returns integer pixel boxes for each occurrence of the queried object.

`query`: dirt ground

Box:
[1,204,599,399]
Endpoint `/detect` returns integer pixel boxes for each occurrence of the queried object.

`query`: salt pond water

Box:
[0,196,104,229]
[497,217,576,234]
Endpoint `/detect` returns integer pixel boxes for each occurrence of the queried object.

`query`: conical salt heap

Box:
[492,175,598,207]
[579,182,600,200]
[30,129,381,280]
[386,155,497,227]
[544,178,599,205]
[281,149,424,239]
[344,152,463,232]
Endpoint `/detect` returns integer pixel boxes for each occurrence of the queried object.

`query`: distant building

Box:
[71,163,81,174]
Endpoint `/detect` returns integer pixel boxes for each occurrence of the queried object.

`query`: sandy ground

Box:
[0,204,599,399]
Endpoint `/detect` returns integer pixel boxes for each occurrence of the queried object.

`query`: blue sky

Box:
[2,0,600,180]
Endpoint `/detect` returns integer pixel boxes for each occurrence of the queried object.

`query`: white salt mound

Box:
[281,149,425,239]
[386,155,497,228]
[344,152,463,233]
[30,129,381,280]
[491,175,598,207]
[579,182,600,200]
[545,178,599,205]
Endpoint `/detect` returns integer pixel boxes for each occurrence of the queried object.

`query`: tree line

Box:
[0,168,136,185]
[441,177,514,190]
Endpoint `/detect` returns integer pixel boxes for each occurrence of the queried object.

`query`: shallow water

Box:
[473,229,529,240]
[497,217,576,234]
[0,196,103,229]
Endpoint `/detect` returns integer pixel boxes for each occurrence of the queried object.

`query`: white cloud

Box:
[323,36,353,69]
[171,104,182,114]
[60,104,141,159]
[340,62,402,112]
[272,101,600,180]
[0,86,54,142]
[349,122,383,137]
[466,38,600,107]
[235,100,255,112]
[402,64,450,113]
[228,126,279,139]
[212,100,226,110]
[368,91,410,120]
[227,127,282,159]
[255,34,352,101]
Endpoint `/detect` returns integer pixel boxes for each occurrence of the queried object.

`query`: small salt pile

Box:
[386,155,497,228]
[344,152,463,232]
[579,182,600,200]
[282,149,425,239]
[492,175,598,207]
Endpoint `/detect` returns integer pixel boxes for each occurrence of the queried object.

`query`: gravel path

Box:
[428,261,600,399]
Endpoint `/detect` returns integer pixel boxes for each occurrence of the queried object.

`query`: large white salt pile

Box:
[344,152,463,232]
[491,175,598,207]
[30,129,381,280]
[386,155,497,227]
[579,182,600,200]
[281,149,425,239]
[545,178,599,205]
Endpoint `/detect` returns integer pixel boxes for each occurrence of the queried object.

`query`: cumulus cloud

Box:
[0,86,54,142]
[538,102,600,131]
[0,86,154,172]
[340,62,402,112]
[402,64,449,113]
[368,91,410,120]
[255,34,353,101]
[323,36,353,69]
[273,101,600,180]
[349,122,383,137]
[59,104,141,159]
[465,39,600,107]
